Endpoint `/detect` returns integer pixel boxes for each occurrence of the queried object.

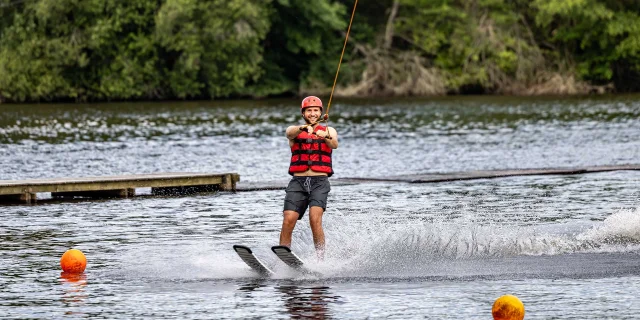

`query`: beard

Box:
[303,116,318,124]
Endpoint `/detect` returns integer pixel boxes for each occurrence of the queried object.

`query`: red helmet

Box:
[301,96,323,112]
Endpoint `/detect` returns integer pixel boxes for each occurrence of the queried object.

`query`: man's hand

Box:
[314,130,329,139]
[299,125,313,133]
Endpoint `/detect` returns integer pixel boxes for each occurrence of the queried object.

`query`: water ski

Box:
[233,245,273,277]
[271,245,307,270]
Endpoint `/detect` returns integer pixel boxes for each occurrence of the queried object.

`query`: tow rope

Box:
[323,0,358,122]
[302,0,358,139]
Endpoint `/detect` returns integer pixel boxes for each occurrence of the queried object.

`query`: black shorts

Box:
[283,176,331,220]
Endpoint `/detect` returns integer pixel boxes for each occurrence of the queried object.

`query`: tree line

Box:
[1,0,639,103]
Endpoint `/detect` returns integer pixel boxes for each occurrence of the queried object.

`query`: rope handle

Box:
[300,122,333,140]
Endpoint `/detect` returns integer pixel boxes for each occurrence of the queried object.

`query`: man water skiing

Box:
[280,96,338,259]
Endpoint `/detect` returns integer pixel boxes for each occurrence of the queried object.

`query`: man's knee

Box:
[283,210,299,226]
[308,207,324,226]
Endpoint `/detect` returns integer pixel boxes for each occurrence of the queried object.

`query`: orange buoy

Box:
[60,249,87,274]
[492,294,525,320]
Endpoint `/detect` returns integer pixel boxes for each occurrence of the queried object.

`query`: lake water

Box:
[1,95,640,319]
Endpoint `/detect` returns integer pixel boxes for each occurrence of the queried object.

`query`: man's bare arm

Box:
[327,127,338,149]
[316,127,338,149]
[286,125,307,140]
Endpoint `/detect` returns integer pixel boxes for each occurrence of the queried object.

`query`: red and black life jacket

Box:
[289,125,333,176]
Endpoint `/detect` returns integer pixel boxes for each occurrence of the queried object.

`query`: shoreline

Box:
[2,87,634,106]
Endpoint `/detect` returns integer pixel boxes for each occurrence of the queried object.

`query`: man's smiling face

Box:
[302,107,322,124]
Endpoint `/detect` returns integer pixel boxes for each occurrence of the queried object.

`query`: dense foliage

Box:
[0,0,639,102]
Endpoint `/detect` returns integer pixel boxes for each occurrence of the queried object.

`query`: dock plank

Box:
[0,172,239,202]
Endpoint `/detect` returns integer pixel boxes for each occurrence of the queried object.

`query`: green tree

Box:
[0,0,271,101]
[394,0,546,93]
[2,0,640,102]
[247,0,347,97]
[156,0,270,99]
[532,0,640,90]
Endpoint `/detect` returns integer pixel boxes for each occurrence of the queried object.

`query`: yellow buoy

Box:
[492,294,525,320]
[60,249,87,274]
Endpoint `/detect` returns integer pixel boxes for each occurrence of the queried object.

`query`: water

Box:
[1,95,640,319]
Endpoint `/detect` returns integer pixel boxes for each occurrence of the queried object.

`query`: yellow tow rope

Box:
[323,0,358,121]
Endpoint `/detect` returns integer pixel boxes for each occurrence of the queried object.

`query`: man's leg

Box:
[279,210,300,247]
[308,206,325,258]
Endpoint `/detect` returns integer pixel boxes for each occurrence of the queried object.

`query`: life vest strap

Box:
[293,138,326,144]
[291,150,332,157]
[290,161,332,168]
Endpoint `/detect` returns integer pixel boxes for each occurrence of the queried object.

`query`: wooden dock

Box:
[0,172,239,204]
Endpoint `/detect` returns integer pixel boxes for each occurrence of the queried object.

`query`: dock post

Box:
[23,192,36,204]
[221,174,238,192]
[21,187,36,204]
